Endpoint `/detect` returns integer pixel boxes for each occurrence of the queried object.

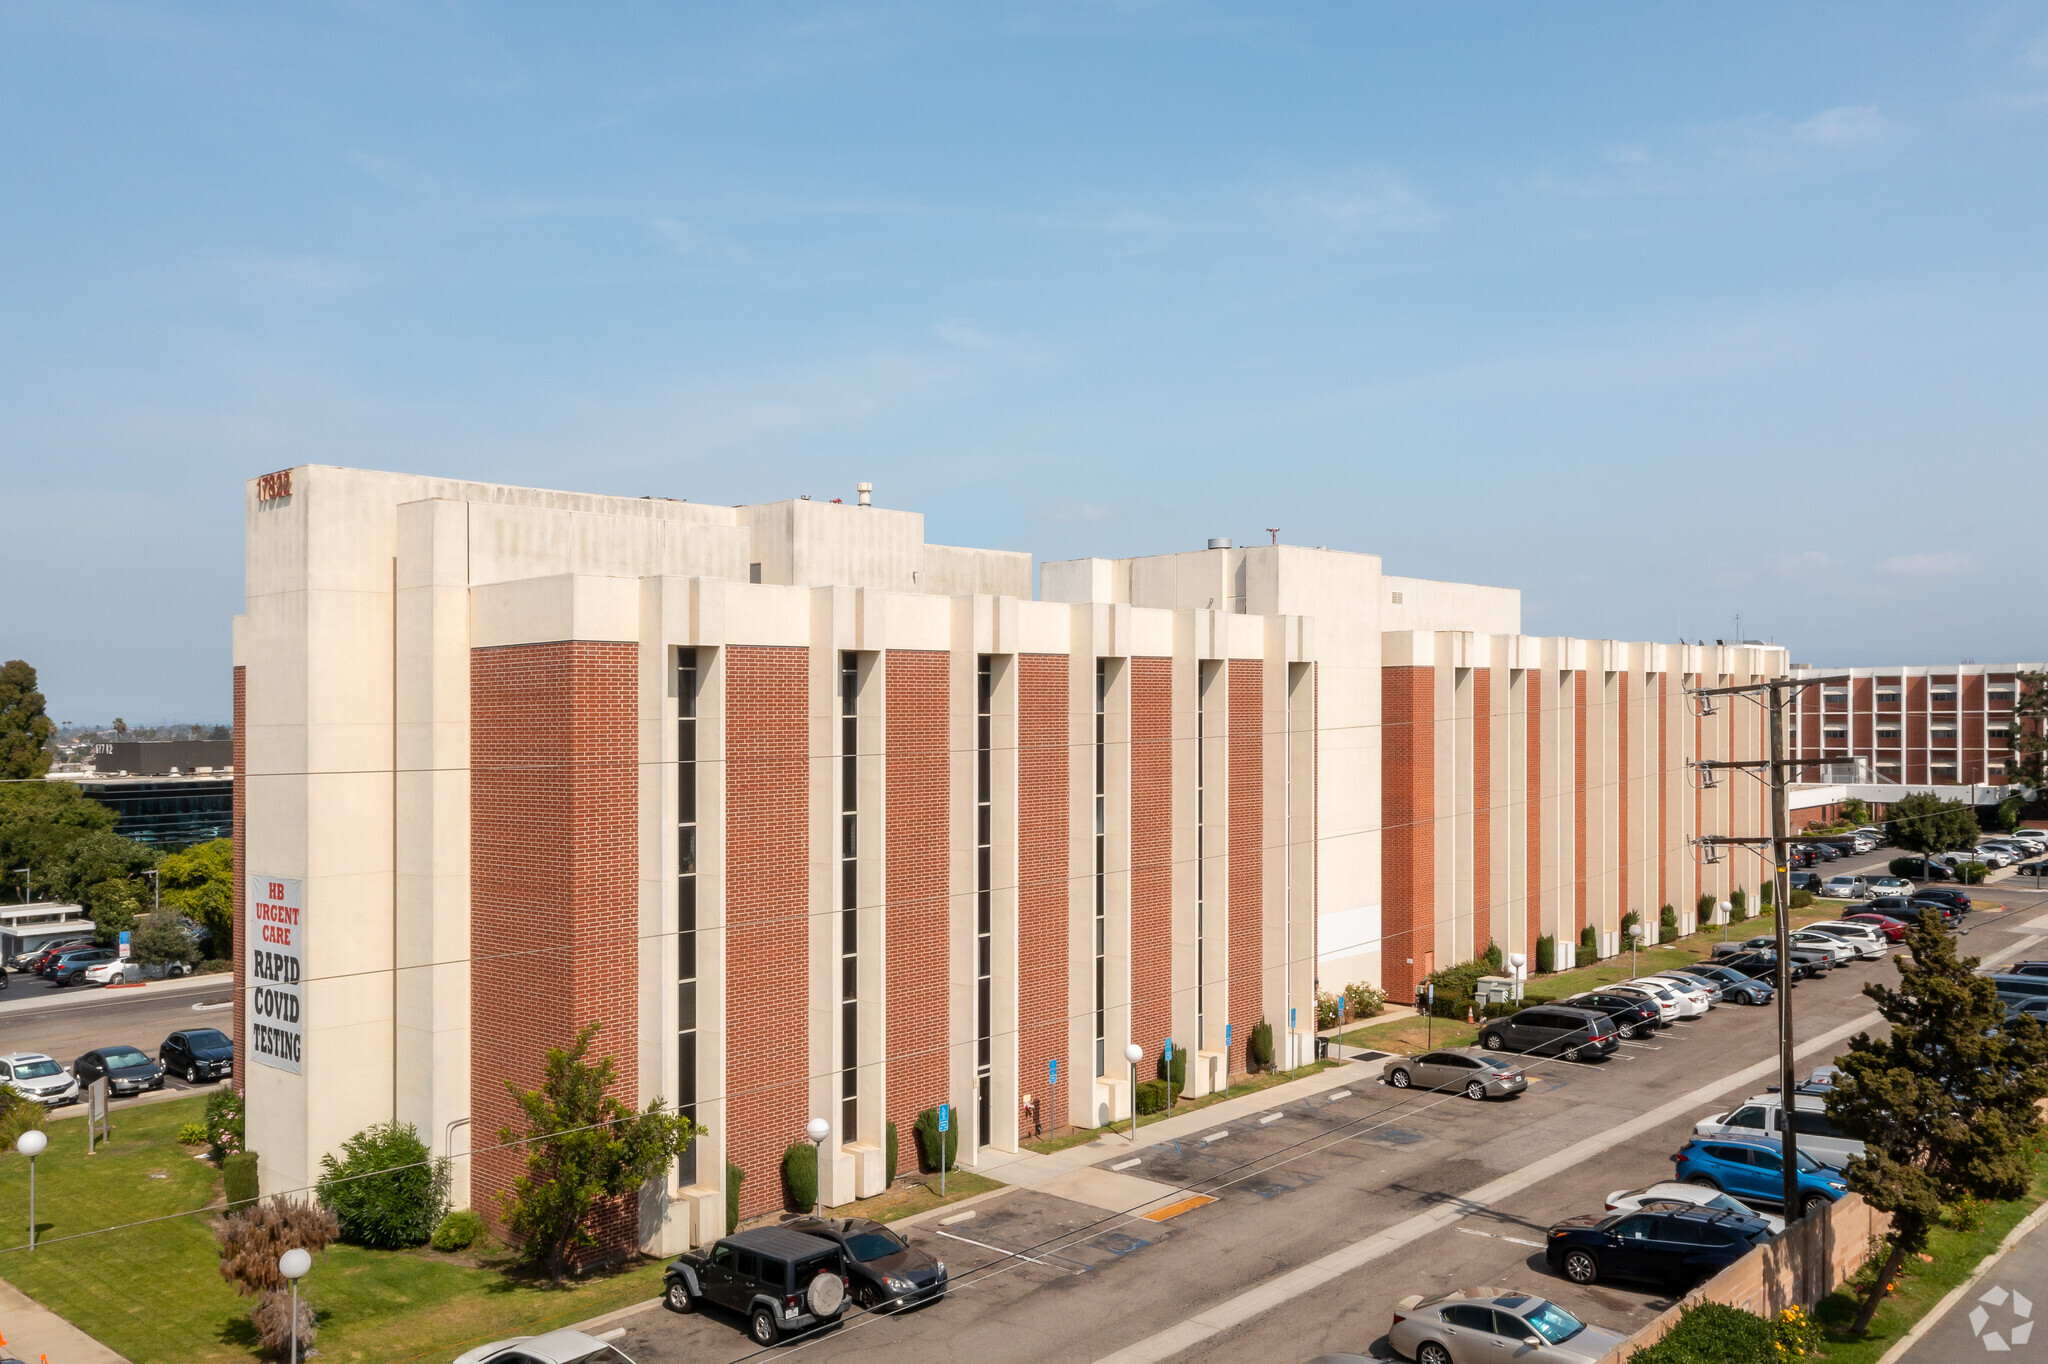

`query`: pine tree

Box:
[0,660,54,780]
[1828,918,2048,1335]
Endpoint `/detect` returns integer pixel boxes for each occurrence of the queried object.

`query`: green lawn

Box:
[1022,1060,1340,1155]
[0,1095,668,1364]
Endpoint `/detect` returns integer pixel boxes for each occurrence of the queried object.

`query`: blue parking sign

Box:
[1290,1006,1297,1030]
[1165,1038,1173,1060]
[1049,1058,1057,1085]
[938,1104,949,1132]
[1225,1023,1232,1047]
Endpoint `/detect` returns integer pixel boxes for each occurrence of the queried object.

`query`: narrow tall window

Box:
[1195,661,1209,1047]
[975,656,993,1146]
[1094,659,1108,1078]
[676,648,699,1186]
[840,652,860,1142]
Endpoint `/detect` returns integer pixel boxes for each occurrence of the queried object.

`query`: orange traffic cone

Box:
[1466,1002,1475,1024]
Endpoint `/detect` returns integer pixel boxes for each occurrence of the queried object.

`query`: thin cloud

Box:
[1536,104,1894,198]
[1268,169,1441,243]
[1878,551,1976,578]
[1034,498,1122,525]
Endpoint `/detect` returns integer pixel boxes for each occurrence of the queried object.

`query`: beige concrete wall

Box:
[1381,574,1521,636]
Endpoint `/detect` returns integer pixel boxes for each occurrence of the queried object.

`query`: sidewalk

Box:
[0,1275,130,1364]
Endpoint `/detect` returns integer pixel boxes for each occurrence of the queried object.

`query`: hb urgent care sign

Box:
[248,875,304,1074]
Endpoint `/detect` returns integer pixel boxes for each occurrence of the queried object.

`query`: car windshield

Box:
[1705,1193,1754,1217]
[1796,1149,1828,1173]
[1475,1057,1517,1071]
[844,1229,906,1262]
[12,1060,60,1079]
[184,1030,231,1049]
[103,1051,151,1071]
[1521,1300,1586,1343]
[559,1349,634,1364]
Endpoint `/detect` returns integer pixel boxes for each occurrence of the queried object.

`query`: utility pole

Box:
[1691,671,1846,1222]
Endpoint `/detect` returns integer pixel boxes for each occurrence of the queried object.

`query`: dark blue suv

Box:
[1546,1205,1772,1287]
[1672,1136,1847,1218]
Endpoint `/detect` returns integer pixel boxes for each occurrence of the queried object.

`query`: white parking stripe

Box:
[1259,1112,1284,1125]
[936,1227,1065,1268]
[1202,1130,1229,1143]
[1326,1090,1351,1102]
[1111,1157,1142,1171]
[1455,1225,1545,1249]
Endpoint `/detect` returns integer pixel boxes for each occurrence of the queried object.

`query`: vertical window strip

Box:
[676,648,699,1187]
[1094,658,1107,1078]
[1196,661,1208,1049]
[976,657,993,1145]
[840,652,859,1142]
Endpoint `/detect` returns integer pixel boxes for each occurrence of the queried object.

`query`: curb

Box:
[1873,1197,2048,1364]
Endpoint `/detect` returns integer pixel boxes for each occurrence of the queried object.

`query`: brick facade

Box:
[470,641,639,1261]
[1384,667,1434,1000]
[722,645,811,1221]
[1016,655,1069,1136]
[885,651,949,1173]
[1128,657,1173,1061]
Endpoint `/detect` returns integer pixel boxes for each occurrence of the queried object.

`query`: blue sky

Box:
[4,4,2046,722]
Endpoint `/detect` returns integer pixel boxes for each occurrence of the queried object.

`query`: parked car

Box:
[1389,1291,1627,1364]
[1890,856,1955,882]
[70,1046,164,1097]
[1810,842,1843,862]
[1820,875,1868,901]
[1852,826,1891,845]
[1913,887,1973,914]
[1693,1094,1865,1171]
[1980,840,2034,862]
[452,1330,638,1364]
[1865,876,1914,898]
[1476,1006,1620,1061]
[1723,938,1832,975]
[42,947,116,985]
[1647,970,1726,1005]
[1672,1136,1848,1218]
[1862,897,1953,929]
[82,958,137,986]
[11,939,90,974]
[2003,997,2048,1027]
[1789,930,1865,964]
[1986,974,2048,1006]
[1602,1180,1785,1235]
[1627,976,1713,1016]
[782,1216,947,1311]
[1800,923,1888,959]
[1382,1048,1530,1100]
[1546,1206,1772,1288]
[1673,963,1774,1005]
[159,1028,235,1084]
[1561,992,1664,1039]
[0,1052,79,1106]
[1712,949,1805,984]
[1788,871,1822,893]
[1955,847,2015,869]
[2001,961,2048,980]
[1843,912,1908,942]
[663,1225,850,1345]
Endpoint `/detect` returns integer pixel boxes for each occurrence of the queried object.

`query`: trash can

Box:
[1315,1035,1330,1061]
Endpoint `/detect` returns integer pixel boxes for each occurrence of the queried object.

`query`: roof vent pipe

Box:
[1207,537,1231,550]
[857,482,873,507]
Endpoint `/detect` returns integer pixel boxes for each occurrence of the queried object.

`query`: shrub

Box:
[1248,1019,1274,1068]
[783,1140,819,1212]
[215,1196,338,1357]
[1659,904,1678,937]
[915,1107,958,1173]
[1135,1079,1170,1115]
[1535,934,1555,973]
[1157,1044,1188,1090]
[1762,879,1777,908]
[223,1151,261,1210]
[884,1119,899,1186]
[1957,861,1989,885]
[725,1161,744,1235]
[205,1087,245,1160]
[1579,924,1598,960]
[1343,981,1386,1020]
[431,1208,483,1252]
[132,911,199,967]
[0,1090,46,1149]
[1948,1192,1988,1232]
[1775,1305,1823,1358]
[1628,1301,1776,1363]
[1697,891,1717,925]
[1315,989,1341,1030]
[1479,939,1503,972]
[1790,888,1814,910]
[317,1121,448,1248]
[177,1120,208,1146]
[1730,887,1749,922]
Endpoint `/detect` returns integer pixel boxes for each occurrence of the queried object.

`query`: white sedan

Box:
[1604,1180,1784,1234]
[1622,977,1709,1019]
[1605,983,1678,1024]
[454,1330,637,1364]
[83,958,136,986]
[1389,1291,1626,1364]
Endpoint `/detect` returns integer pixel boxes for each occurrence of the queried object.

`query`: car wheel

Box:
[187,1065,200,1084]
[855,1283,882,1310]
[1562,1248,1599,1285]
[750,1306,779,1345]
[1417,1343,1453,1364]
[1616,1022,1635,1040]
[1802,1193,1832,1219]
[1389,1068,1412,1089]
[664,1279,694,1313]
[1686,1175,1720,1191]
[1465,1080,1487,1101]
[1563,1047,1582,1062]
[1480,1032,1504,1051]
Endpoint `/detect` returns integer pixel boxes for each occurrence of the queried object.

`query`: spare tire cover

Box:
[807,1271,845,1316]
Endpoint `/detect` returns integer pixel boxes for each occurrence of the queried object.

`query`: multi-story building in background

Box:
[1788,663,2044,789]
[232,465,1783,1258]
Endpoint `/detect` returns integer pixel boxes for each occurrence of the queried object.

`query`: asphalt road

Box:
[0,973,234,1101]
[604,867,2048,1364]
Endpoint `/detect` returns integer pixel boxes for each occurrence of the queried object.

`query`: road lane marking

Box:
[1086,1008,1882,1364]
[1259,1112,1284,1125]
[939,1210,977,1225]
[1455,1225,1544,1249]
[937,1228,1063,1268]
[1112,1158,1142,1171]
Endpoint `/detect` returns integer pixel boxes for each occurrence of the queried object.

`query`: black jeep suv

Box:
[664,1225,850,1345]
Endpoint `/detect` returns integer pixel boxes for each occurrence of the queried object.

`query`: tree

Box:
[159,837,234,950]
[1843,796,1871,827]
[112,717,126,736]
[498,1021,697,1278]
[0,660,55,780]
[132,911,198,967]
[2012,670,2048,797]
[215,1197,338,1356]
[1827,918,2048,1335]
[1993,795,2024,834]
[1884,791,1980,856]
[318,1121,449,1248]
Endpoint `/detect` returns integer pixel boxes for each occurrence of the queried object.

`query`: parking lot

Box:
[0,973,234,1111]
[605,862,2048,1364]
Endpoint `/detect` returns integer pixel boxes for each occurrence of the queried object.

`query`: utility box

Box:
[1476,976,1513,1006]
